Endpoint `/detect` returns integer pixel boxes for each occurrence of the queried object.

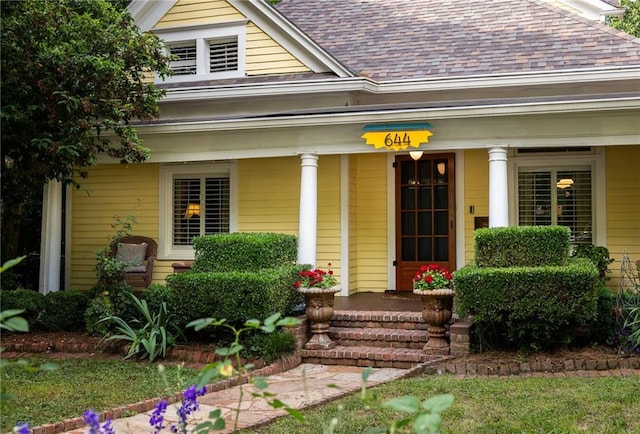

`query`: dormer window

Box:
[155,23,246,83]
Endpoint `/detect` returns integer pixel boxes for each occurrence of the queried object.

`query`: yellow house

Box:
[39,0,640,295]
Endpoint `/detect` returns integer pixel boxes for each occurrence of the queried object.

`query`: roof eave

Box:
[160,65,640,102]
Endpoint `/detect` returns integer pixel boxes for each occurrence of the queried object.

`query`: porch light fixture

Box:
[184,202,201,218]
[556,178,574,189]
[409,150,423,160]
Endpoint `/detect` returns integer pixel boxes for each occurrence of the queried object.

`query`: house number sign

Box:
[361,123,434,152]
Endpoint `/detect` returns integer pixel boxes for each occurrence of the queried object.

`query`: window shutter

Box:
[173,178,201,246]
[169,44,197,75]
[209,38,238,73]
[518,168,592,244]
[204,177,230,234]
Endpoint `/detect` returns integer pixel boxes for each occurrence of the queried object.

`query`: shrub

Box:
[587,285,616,345]
[191,232,297,272]
[454,258,599,350]
[166,265,305,328]
[474,226,571,268]
[571,244,615,283]
[84,282,137,335]
[243,330,297,364]
[39,290,88,332]
[0,289,45,331]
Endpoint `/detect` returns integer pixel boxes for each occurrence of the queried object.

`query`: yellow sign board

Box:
[361,130,434,151]
[361,123,434,152]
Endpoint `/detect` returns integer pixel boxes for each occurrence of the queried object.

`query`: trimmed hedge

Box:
[474,226,571,268]
[39,290,88,332]
[165,264,305,327]
[1,289,88,332]
[454,258,599,348]
[192,232,298,272]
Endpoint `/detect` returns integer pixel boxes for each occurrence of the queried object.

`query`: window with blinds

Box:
[173,176,230,246]
[169,44,197,75]
[518,168,592,244]
[209,38,238,72]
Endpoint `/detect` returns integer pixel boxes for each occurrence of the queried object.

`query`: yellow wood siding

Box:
[353,154,388,292]
[156,1,309,75]
[605,145,640,289]
[245,23,308,75]
[463,149,489,265]
[155,0,244,28]
[70,163,169,291]
[237,156,341,279]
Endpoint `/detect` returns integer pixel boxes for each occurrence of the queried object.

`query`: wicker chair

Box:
[110,235,158,288]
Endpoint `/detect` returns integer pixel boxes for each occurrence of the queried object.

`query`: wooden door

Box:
[395,154,456,291]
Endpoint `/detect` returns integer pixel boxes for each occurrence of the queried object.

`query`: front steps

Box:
[301,310,447,368]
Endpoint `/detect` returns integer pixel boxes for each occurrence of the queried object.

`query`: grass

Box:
[0,357,200,432]
[248,374,640,433]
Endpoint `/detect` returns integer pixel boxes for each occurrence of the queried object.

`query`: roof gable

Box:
[127,0,352,80]
[276,0,640,81]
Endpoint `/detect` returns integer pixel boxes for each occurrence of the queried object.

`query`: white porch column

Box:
[39,181,62,294]
[488,147,509,227]
[298,153,318,267]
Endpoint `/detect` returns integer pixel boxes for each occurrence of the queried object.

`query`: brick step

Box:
[301,345,432,369]
[331,310,427,330]
[328,326,427,349]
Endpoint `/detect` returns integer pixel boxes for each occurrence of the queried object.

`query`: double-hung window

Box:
[159,163,235,259]
[156,24,246,83]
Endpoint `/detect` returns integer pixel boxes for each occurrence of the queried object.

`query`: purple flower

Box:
[13,422,29,434]
[150,399,168,434]
[82,409,114,434]
[171,385,207,434]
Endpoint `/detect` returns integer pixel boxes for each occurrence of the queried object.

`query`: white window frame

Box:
[159,162,238,260]
[155,22,246,83]
[508,147,606,246]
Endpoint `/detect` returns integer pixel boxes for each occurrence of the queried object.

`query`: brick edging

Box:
[422,356,640,377]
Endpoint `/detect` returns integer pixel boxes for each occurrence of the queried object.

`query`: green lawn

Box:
[0,357,199,432]
[249,374,640,433]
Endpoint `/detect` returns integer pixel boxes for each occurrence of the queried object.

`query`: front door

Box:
[395,154,456,291]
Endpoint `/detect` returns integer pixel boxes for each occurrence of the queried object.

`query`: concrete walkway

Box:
[61,363,418,434]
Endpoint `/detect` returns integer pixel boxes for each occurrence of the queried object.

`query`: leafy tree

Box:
[608,0,640,37]
[0,0,171,260]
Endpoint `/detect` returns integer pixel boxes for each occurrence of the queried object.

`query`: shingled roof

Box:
[275,0,640,81]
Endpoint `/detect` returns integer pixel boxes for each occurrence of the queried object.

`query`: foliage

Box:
[607,0,640,37]
[244,330,297,365]
[0,289,45,331]
[412,264,453,291]
[613,252,640,355]
[166,265,306,328]
[294,264,338,289]
[192,232,298,273]
[474,226,570,268]
[94,215,137,290]
[454,259,599,350]
[0,0,171,259]
[38,290,88,332]
[97,293,179,362]
[185,314,304,432]
[586,285,617,346]
[84,282,138,335]
[571,244,615,283]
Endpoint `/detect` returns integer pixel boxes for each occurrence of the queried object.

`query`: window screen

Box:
[518,168,592,244]
[173,176,230,246]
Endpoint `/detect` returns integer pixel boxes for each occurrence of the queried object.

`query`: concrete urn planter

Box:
[413,288,454,355]
[297,286,340,350]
